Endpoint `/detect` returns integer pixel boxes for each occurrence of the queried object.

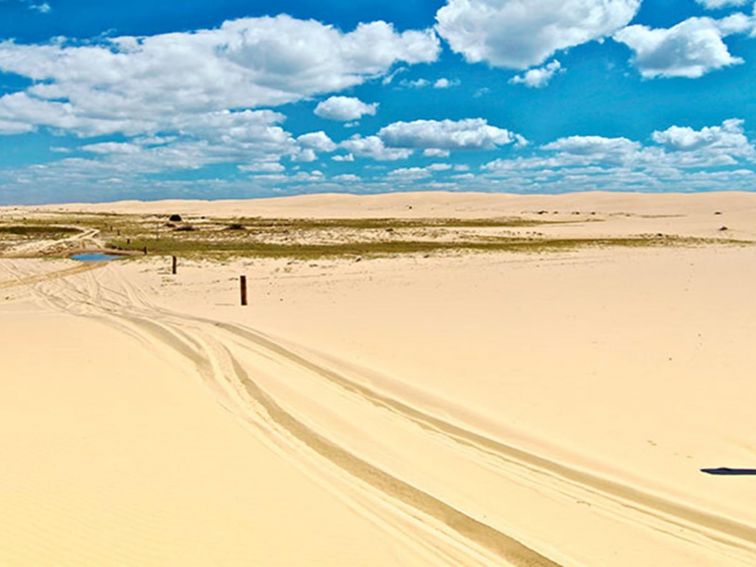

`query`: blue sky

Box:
[0,0,755,203]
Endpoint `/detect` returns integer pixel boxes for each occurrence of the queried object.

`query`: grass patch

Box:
[107,234,715,260]
[212,216,567,230]
[0,225,82,237]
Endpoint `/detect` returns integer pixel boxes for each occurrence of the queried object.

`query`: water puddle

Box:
[70,253,124,262]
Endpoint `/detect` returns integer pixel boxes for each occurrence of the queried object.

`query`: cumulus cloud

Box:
[434,78,459,88]
[378,118,525,151]
[613,15,752,78]
[436,0,640,69]
[0,119,35,134]
[389,166,433,179]
[651,118,754,163]
[297,131,337,152]
[333,174,360,182]
[485,118,754,175]
[543,135,641,160]
[332,153,355,162]
[24,109,301,180]
[314,96,378,121]
[341,135,414,160]
[476,119,755,193]
[0,15,438,137]
[427,163,453,171]
[510,60,563,88]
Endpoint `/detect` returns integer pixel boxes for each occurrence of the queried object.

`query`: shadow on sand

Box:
[701,468,756,476]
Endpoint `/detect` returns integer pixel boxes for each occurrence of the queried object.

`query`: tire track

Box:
[0,262,103,290]
[28,271,559,565]
[212,322,756,554]
[20,260,756,564]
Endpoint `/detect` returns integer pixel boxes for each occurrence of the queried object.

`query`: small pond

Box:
[70,253,123,262]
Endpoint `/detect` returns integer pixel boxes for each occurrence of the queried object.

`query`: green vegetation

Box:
[210,216,565,230]
[106,234,715,260]
[0,210,745,261]
[0,225,82,237]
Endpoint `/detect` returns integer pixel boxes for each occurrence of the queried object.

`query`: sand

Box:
[2,191,756,565]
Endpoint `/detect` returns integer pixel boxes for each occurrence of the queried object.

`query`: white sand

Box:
[2,191,756,565]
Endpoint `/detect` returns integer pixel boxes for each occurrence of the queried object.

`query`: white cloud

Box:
[379,118,524,151]
[314,96,379,121]
[332,153,355,162]
[613,15,751,78]
[477,119,756,193]
[652,118,754,163]
[238,161,285,173]
[21,109,302,179]
[389,167,432,179]
[381,66,407,85]
[0,119,34,134]
[4,119,755,200]
[81,141,142,155]
[483,119,755,177]
[510,60,563,88]
[399,77,459,89]
[333,174,360,182]
[341,135,414,161]
[423,148,450,157]
[436,0,640,69]
[433,78,459,88]
[297,131,337,152]
[0,15,438,136]
[400,78,431,88]
[388,162,461,181]
[292,148,317,162]
[542,135,642,162]
[291,170,325,182]
[427,163,453,171]
[695,0,748,9]
[27,2,51,13]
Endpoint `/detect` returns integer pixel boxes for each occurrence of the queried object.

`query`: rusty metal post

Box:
[240,275,248,306]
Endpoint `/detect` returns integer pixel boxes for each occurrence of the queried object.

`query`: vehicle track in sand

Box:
[0,262,103,290]
[11,260,756,566]
[3,226,101,258]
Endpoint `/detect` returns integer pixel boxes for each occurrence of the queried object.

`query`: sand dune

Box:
[2,192,756,565]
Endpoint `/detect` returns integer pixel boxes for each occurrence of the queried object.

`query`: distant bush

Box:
[175,225,195,232]
[226,223,245,231]
[169,214,183,222]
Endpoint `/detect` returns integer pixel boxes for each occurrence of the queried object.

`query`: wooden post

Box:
[172,255,177,275]
[143,246,148,255]
[240,275,248,306]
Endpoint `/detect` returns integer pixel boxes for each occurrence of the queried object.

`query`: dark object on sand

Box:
[719,226,729,231]
[226,223,245,231]
[240,275,248,306]
[175,225,195,232]
[169,214,183,222]
[701,467,756,475]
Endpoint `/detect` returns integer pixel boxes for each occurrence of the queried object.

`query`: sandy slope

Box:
[2,192,756,565]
